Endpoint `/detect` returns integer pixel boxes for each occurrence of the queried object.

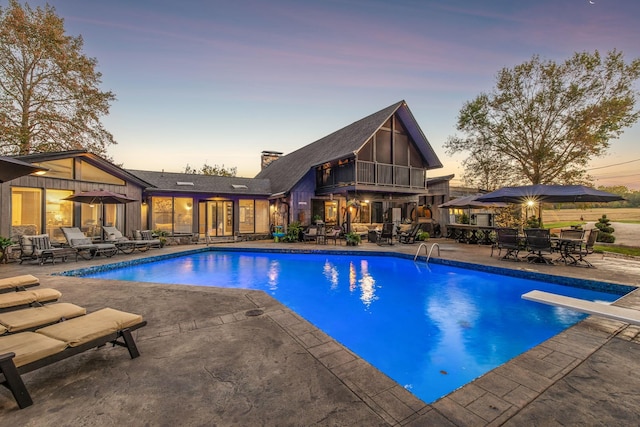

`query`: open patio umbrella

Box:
[0,156,48,182]
[475,185,624,204]
[438,194,508,209]
[476,184,624,225]
[64,190,138,237]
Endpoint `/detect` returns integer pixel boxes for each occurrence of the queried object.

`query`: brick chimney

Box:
[261,151,282,170]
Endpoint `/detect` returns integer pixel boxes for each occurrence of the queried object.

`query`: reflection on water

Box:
[358,260,377,307]
[323,259,339,289]
[267,260,280,291]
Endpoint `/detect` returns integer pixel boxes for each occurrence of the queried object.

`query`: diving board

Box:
[522,290,640,326]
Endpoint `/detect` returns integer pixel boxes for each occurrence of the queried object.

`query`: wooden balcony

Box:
[317,160,426,191]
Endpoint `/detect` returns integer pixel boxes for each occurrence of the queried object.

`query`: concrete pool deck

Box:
[0,239,639,425]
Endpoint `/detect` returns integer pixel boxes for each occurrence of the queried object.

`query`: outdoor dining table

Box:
[551,237,585,265]
[446,224,496,245]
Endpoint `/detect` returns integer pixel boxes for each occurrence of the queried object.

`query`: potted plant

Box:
[345,232,361,246]
[153,229,169,247]
[0,236,14,263]
[416,231,430,241]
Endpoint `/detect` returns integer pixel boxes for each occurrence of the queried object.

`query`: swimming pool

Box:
[79,250,624,403]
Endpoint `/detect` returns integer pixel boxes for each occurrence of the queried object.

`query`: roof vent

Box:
[176,181,194,186]
[232,184,248,189]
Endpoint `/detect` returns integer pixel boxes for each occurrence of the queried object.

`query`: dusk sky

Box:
[8,0,640,188]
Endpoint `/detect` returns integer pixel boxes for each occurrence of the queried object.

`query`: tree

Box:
[0,0,115,157]
[445,50,640,189]
[184,163,237,177]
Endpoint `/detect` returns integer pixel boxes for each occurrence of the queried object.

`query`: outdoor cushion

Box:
[0,325,6,335]
[0,332,68,368]
[19,235,48,257]
[70,238,93,246]
[0,275,39,291]
[0,288,62,309]
[37,308,144,347]
[0,303,86,333]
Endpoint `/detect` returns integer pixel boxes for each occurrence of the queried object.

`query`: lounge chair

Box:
[135,230,162,249]
[0,288,62,313]
[18,234,76,265]
[60,227,118,259]
[491,228,521,261]
[0,275,40,293]
[0,307,147,408]
[0,303,86,334]
[377,223,395,246]
[102,226,152,253]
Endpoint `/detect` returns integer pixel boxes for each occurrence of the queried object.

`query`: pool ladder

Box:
[414,242,440,263]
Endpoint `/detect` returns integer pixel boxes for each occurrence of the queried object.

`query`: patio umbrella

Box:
[475,185,624,204]
[476,184,624,225]
[0,156,48,183]
[64,190,138,236]
[64,189,138,205]
[438,194,508,209]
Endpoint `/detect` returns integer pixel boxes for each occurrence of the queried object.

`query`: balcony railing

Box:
[318,160,426,189]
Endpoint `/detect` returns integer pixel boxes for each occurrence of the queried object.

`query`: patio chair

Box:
[491,228,521,261]
[568,229,599,268]
[60,227,118,260]
[0,307,147,409]
[303,225,319,243]
[18,234,74,265]
[102,226,151,253]
[524,228,554,264]
[325,226,342,245]
[399,223,420,244]
[135,230,162,249]
[377,223,395,246]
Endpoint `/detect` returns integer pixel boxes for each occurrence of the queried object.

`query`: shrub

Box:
[595,214,615,243]
[283,222,303,242]
[416,231,430,241]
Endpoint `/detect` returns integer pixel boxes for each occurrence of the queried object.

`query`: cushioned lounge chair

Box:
[0,288,61,312]
[60,227,117,259]
[135,230,162,248]
[399,223,421,244]
[0,275,40,293]
[0,307,147,408]
[325,226,342,245]
[102,226,152,253]
[303,225,319,243]
[0,303,86,334]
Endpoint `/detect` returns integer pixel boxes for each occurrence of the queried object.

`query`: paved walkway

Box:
[0,240,639,426]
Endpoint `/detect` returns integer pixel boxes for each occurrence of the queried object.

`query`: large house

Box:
[255,100,448,232]
[0,101,450,243]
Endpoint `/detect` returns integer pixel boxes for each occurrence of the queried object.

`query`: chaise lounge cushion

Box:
[0,288,62,310]
[0,303,87,333]
[0,275,40,291]
[37,308,144,347]
[0,332,68,368]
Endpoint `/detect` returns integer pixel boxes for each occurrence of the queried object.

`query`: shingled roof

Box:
[127,169,272,196]
[255,100,442,195]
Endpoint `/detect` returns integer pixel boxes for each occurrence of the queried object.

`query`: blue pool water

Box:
[82,251,621,403]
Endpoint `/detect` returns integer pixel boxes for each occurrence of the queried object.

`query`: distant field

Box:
[542,207,640,222]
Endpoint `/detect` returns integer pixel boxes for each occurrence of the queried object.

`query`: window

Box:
[151,197,173,234]
[11,187,42,235]
[34,159,73,179]
[255,200,269,233]
[150,196,194,234]
[174,197,193,234]
[358,139,373,161]
[239,200,255,233]
[375,129,392,164]
[45,189,74,243]
[77,160,125,185]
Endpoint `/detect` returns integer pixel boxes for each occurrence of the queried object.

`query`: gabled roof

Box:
[255,100,443,195]
[127,169,272,196]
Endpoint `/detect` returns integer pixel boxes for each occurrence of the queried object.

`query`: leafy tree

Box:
[445,50,640,188]
[0,0,115,157]
[183,163,237,177]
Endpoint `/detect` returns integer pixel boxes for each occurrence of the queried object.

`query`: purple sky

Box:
[7,0,640,188]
